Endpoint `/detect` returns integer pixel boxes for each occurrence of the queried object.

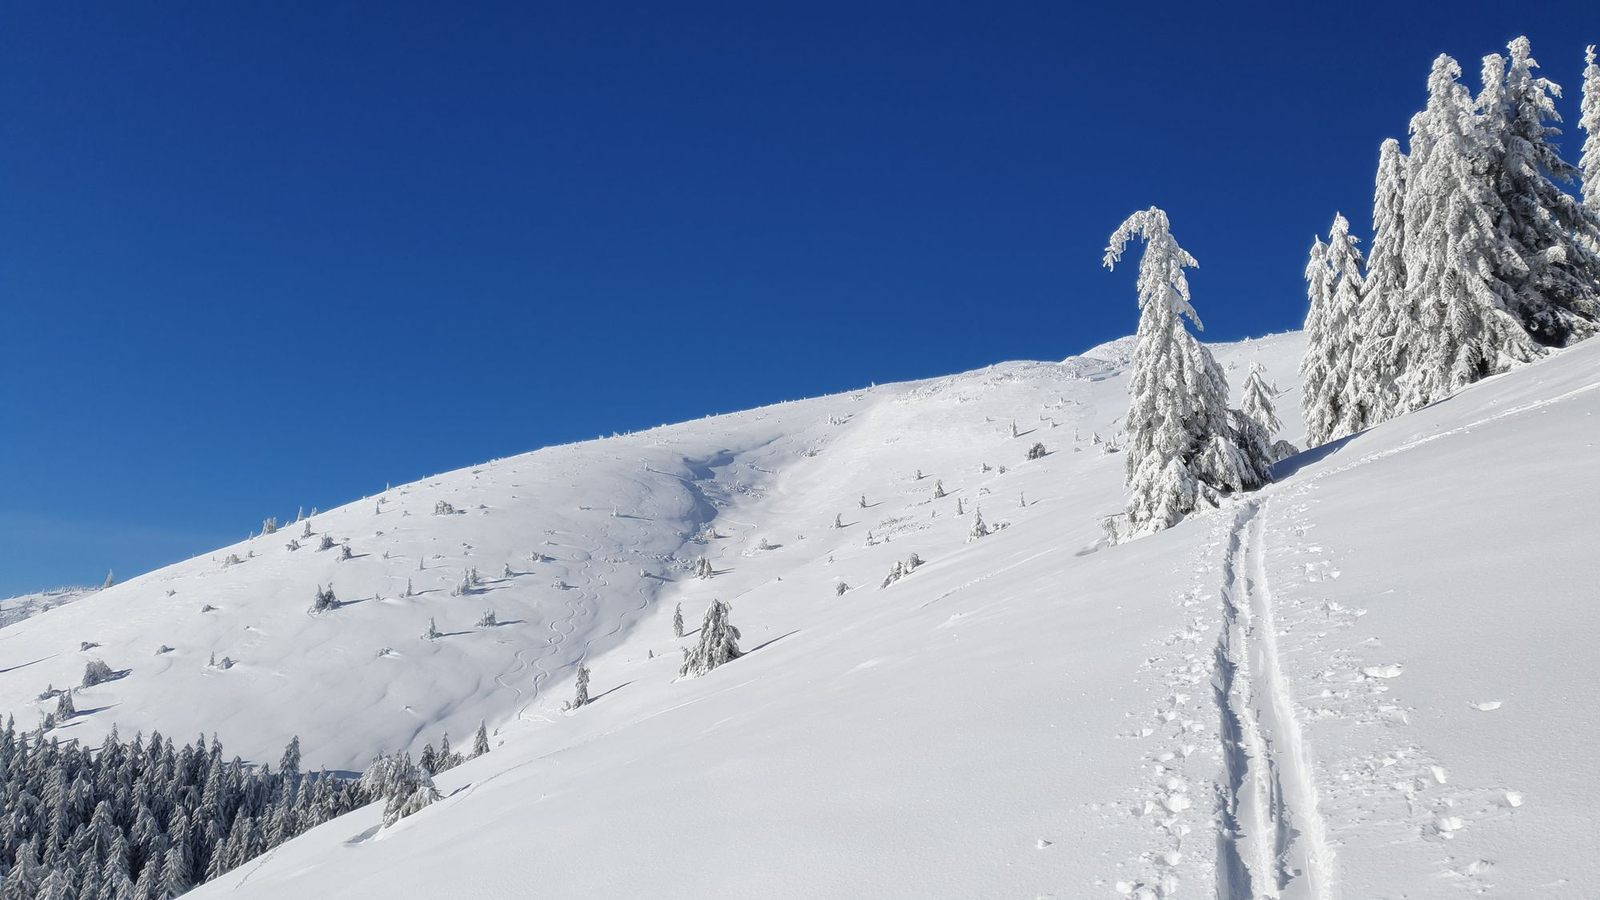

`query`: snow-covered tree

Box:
[472,722,490,757]
[1583,45,1600,214]
[280,736,301,779]
[1352,138,1411,425]
[423,617,440,641]
[310,584,337,613]
[476,608,497,628]
[679,599,742,677]
[1479,37,1600,345]
[54,690,74,719]
[102,570,115,589]
[1397,54,1542,411]
[570,665,590,709]
[82,658,115,687]
[672,602,684,638]
[1301,215,1366,445]
[1104,207,1271,534]
[968,509,989,540]
[1026,441,1046,460]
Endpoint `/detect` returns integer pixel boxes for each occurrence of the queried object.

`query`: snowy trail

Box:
[1213,500,1332,900]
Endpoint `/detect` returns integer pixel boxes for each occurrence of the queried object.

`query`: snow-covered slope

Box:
[168,328,1600,899]
[36,327,1600,897]
[0,334,1301,774]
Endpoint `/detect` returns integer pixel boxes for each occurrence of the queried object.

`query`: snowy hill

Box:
[0,586,98,630]
[25,327,1600,897]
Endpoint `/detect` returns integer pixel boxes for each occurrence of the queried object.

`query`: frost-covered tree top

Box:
[1583,45,1600,211]
[1104,207,1267,534]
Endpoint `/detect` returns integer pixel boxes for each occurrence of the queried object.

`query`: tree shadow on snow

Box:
[0,655,56,674]
[744,630,800,655]
[1270,432,1361,480]
[585,681,633,705]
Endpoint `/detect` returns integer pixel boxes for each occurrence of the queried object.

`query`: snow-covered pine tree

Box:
[1240,363,1280,436]
[1104,207,1271,534]
[571,665,590,708]
[1478,37,1600,345]
[102,570,115,589]
[1583,45,1600,215]
[1352,138,1411,426]
[1240,363,1297,462]
[672,602,684,638]
[54,690,74,719]
[1397,54,1541,411]
[472,722,490,756]
[968,509,989,540]
[1301,215,1366,446]
[423,617,440,641]
[679,599,741,677]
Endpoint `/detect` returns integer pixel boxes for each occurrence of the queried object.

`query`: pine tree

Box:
[472,722,490,757]
[571,665,590,709]
[672,603,684,638]
[1479,37,1600,345]
[1301,214,1366,446]
[1352,138,1411,425]
[423,617,440,641]
[1398,54,1541,411]
[1582,45,1600,214]
[279,736,301,780]
[1104,207,1269,535]
[968,509,989,541]
[679,600,742,677]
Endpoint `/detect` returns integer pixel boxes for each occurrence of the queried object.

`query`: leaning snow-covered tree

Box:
[1477,37,1600,345]
[1397,54,1541,410]
[1301,214,1365,446]
[679,599,742,677]
[1103,207,1271,535]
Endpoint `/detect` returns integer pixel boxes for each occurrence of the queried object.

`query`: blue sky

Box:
[2,2,1596,595]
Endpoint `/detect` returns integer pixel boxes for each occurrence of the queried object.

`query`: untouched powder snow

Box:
[27,328,1600,897]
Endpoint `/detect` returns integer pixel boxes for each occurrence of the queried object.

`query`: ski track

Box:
[1213,500,1332,900]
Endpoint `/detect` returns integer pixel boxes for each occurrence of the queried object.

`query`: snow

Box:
[13,325,1600,896]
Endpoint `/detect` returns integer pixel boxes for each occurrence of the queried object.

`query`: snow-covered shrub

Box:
[317,535,335,552]
[310,584,338,614]
[1026,442,1047,460]
[835,581,849,596]
[433,500,455,516]
[82,659,115,688]
[476,609,497,628]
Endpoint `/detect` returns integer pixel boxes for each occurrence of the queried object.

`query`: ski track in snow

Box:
[1212,500,1332,900]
